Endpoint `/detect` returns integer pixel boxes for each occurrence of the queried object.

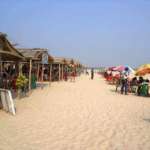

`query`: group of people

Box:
[115,68,149,96]
[64,67,77,82]
[104,70,120,84]
[103,67,150,96]
[130,77,149,96]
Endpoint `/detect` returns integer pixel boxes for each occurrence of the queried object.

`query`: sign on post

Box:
[42,53,48,64]
[0,89,16,115]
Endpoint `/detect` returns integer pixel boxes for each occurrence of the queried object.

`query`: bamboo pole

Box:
[41,64,44,89]
[0,64,2,73]
[62,64,64,80]
[0,54,3,72]
[0,62,2,73]
[29,59,32,91]
[49,64,52,85]
[59,64,61,81]
[15,62,19,76]
[19,63,22,76]
[37,63,40,81]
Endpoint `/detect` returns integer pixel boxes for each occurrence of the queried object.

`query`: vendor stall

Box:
[18,48,49,89]
[51,57,66,81]
[0,33,24,93]
[0,33,24,113]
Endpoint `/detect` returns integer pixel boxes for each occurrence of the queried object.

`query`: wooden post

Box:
[49,64,52,85]
[41,64,44,89]
[0,62,2,73]
[29,59,32,91]
[19,63,22,76]
[15,62,19,76]
[37,63,40,81]
[0,61,3,72]
[59,64,61,81]
[62,64,64,80]
[0,55,1,73]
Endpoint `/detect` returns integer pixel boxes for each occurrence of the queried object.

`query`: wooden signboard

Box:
[42,53,48,64]
[0,89,16,115]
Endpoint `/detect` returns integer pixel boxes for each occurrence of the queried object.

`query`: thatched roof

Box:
[0,33,24,61]
[52,57,66,64]
[48,55,54,63]
[74,60,81,66]
[18,48,48,61]
[64,58,73,65]
[51,57,80,65]
[51,57,81,66]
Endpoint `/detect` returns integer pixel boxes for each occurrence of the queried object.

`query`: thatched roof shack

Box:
[52,57,67,65]
[75,60,82,67]
[48,55,54,63]
[18,48,49,62]
[0,33,24,61]
[73,60,79,65]
[52,57,80,65]
[64,58,73,65]
[51,57,81,67]
[64,58,80,66]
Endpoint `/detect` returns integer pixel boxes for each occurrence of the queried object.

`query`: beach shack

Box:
[64,58,72,77]
[0,33,24,114]
[49,57,80,82]
[18,48,49,89]
[51,57,66,81]
[73,60,82,76]
[0,33,24,90]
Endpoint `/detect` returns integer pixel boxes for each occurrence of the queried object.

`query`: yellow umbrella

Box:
[136,64,150,76]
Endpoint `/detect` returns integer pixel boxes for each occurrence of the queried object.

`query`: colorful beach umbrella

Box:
[125,66,135,74]
[107,65,135,75]
[136,64,150,76]
[113,65,125,72]
[108,66,116,71]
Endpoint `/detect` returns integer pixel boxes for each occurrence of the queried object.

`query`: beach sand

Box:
[0,74,150,150]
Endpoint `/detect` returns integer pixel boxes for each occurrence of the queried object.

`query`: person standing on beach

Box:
[121,74,128,95]
[91,68,94,80]
[70,66,76,82]
[120,67,130,94]
[64,68,68,81]
[72,67,76,82]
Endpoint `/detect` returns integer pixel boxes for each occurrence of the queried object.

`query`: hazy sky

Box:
[0,0,150,67]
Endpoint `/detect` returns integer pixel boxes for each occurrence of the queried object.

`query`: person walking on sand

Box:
[91,68,94,80]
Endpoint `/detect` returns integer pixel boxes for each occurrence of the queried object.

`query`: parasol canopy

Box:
[107,65,135,78]
[125,66,135,74]
[108,66,116,71]
[136,64,150,76]
[111,65,134,73]
[113,65,125,72]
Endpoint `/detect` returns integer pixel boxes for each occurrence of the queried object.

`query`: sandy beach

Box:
[0,74,150,150]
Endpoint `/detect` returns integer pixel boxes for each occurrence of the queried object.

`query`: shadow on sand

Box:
[110,89,117,93]
[110,89,150,98]
[37,82,49,88]
[110,89,123,94]
[143,118,150,123]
